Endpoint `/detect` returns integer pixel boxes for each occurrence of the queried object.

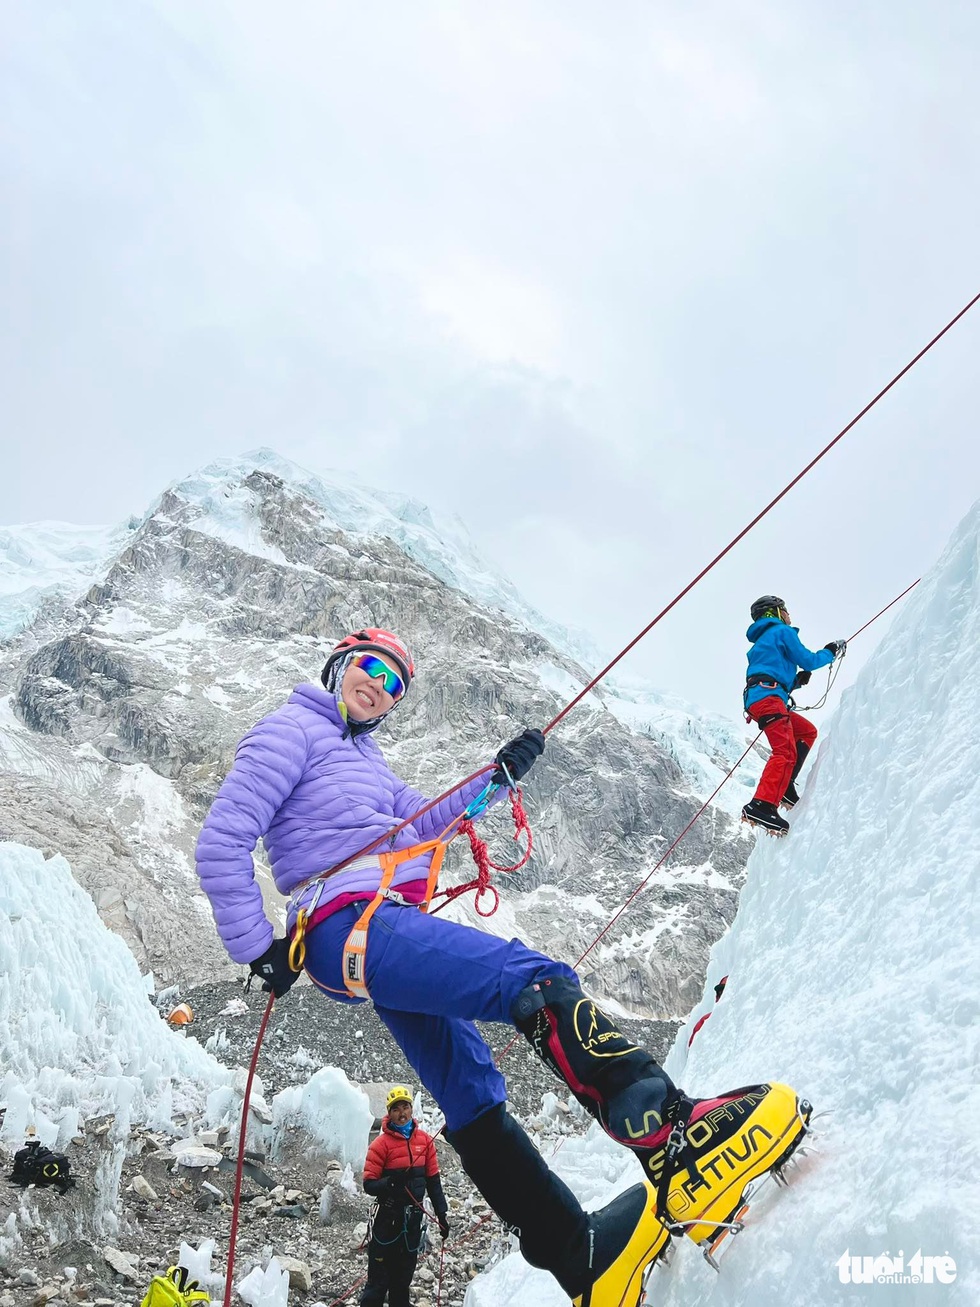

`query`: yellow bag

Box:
[140,1266,210,1307]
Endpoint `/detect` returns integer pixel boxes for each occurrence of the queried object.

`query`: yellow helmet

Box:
[386,1085,413,1112]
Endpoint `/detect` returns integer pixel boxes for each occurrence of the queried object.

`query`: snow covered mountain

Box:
[470,501,980,1304]
[0,450,757,1015]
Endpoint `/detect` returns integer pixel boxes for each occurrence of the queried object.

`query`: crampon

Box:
[678,1097,820,1272]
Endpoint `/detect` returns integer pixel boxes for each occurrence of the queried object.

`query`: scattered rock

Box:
[248,1094,273,1125]
[173,1143,223,1169]
[129,1175,158,1202]
[277,1258,312,1293]
[17,1270,41,1287]
[102,1249,138,1282]
[350,1222,368,1249]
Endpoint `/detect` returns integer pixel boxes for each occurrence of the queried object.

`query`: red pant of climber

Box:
[747,695,818,806]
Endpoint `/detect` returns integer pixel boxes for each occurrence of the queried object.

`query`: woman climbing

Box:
[742,595,846,835]
[196,626,812,1305]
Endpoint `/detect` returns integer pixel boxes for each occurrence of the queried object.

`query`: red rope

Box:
[222,989,275,1307]
[544,292,979,736]
[432,788,532,917]
[296,293,975,893]
[492,738,757,1065]
[848,578,920,642]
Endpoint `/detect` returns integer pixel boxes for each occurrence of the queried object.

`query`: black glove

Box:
[248,938,301,998]
[437,1213,450,1240]
[823,639,847,658]
[792,669,811,691]
[492,728,545,785]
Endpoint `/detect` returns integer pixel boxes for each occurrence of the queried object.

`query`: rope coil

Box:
[435,788,532,917]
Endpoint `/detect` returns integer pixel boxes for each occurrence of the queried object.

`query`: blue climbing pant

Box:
[302,901,578,1132]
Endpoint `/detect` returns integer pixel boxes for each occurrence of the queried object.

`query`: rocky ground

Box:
[0,978,680,1307]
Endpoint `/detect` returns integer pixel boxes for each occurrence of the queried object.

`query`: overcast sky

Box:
[3,1,978,717]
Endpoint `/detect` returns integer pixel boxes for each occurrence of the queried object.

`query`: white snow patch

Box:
[94,605,154,636]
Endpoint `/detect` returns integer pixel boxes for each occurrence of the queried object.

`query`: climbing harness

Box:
[287,838,449,998]
[286,770,531,994]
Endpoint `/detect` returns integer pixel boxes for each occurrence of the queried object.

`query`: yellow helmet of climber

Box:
[386,1085,413,1112]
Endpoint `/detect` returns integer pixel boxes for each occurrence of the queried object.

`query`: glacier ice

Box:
[271,1066,373,1167]
[466,502,980,1304]
[0,519,136,640]
[0,841,229,1224]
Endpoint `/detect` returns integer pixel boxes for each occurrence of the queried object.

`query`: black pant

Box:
[360,1207,425,1307]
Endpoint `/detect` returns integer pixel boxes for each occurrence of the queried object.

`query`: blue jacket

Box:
[744,618,834,708]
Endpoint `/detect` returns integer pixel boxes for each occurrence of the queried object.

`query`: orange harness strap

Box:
[341,839,448,999]
[288,836,451,997]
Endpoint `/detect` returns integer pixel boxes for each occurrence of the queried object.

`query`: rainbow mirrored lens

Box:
[352,653,405,699]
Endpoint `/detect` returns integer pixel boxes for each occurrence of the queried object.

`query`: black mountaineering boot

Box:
[512,976,813,1261]
[781,741,811,809]
[512,974,679,1146]
[447,1103,669,1305]
[741,798,789,834]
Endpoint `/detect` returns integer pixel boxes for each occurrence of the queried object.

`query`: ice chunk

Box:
[236,1257,289,1307]
[271,1066,372,1166]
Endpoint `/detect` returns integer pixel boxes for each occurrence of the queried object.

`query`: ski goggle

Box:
[351,652,406,700]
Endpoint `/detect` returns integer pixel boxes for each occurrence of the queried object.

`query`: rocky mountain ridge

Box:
[0,452,756,1016]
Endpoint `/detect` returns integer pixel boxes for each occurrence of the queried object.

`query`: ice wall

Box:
[0,842,228,1147]
[469,503,980,1305]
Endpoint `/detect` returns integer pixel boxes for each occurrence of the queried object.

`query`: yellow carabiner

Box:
[289,909,308,974]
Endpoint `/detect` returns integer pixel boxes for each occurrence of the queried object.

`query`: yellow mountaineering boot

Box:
[572,1181,670,1307]
[641,1082,812,1253]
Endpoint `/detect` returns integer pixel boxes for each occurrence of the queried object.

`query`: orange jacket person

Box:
[361,1086,449,1307]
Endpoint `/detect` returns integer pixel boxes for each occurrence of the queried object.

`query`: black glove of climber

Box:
[248,938,301,998]
[824,639,848,658]
[492,728,545,785]
[792,669,812,690]
[438,1213,451,1240]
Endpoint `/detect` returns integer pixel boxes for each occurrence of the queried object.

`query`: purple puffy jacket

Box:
[195,683,493,963]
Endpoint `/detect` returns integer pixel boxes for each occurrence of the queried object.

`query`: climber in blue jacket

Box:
[742,595,846,835]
